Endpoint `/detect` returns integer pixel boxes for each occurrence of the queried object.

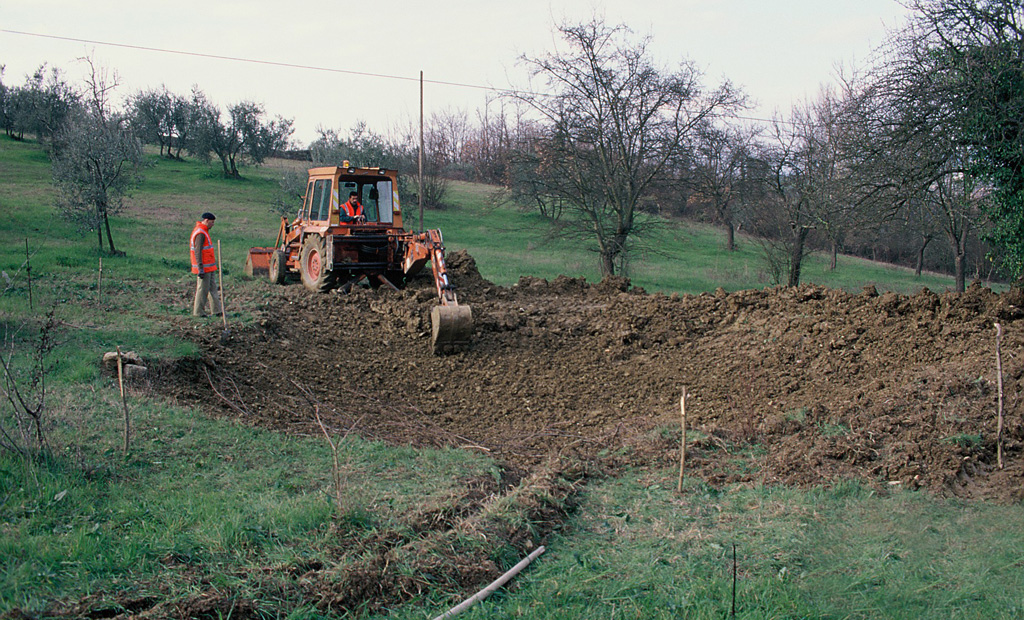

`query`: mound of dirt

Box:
[156,254,1024,503]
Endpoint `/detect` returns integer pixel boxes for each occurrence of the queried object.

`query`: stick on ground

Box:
[996,323,1004,469]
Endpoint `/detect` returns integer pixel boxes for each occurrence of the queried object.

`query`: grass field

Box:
[2,135,1022,619]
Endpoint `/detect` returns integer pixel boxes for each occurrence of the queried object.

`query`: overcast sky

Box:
[1,1,912,146]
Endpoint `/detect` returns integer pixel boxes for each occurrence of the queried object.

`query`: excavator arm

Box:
[404,230,473,353]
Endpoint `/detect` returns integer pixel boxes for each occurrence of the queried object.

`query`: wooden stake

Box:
[25,238,32,311]
[116,346,130,454]
[731,543,738,618]
[217,241,227,329]
[678,387,687,492]
[996,323,1005,469]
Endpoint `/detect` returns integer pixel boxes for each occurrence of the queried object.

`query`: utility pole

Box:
[419,70,424,233]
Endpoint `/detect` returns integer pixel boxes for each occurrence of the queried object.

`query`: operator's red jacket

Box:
[342,199,364,218]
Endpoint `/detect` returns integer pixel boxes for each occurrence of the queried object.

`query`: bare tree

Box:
[0,307,58,458]
[50,58,141,256]
[919,158,987,291]
[512,19,744,276]
[391,117,452,209]
[465,97,539,185]
[690,121,759,251]
[751,86,872,287]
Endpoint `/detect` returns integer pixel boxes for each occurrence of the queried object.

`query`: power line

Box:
[1,27,788,126]
[0,28,507,93]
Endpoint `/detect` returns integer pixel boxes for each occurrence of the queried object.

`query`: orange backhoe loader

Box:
[245,163,472,353]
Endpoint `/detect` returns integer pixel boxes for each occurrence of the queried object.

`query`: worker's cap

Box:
[349,191,358,197]
[201,212,216,221]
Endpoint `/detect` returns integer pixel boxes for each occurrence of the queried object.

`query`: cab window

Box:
[301,181,314,218]
[341,179,394,224]
[308,179,332,221]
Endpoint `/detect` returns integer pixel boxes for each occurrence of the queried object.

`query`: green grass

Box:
[1,390,494,613]
[432,477,1024,620]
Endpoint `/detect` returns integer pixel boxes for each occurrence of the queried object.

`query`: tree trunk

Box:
[600,250,616,277]
[101,205,118,255]
[830,242,839,271]
[948,226,968,292]
[787,226,809,287]
[725,219,736,251]
[217,152,232,178]
[915,236,932,277]
[955,251,966,292]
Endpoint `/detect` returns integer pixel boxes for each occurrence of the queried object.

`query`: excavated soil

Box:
[158,251,1024,501]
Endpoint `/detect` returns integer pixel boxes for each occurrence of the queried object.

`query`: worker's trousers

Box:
[193,274,223,317]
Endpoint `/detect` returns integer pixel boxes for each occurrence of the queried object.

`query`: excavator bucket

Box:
[245,247,274,277]
[430,304,473,354]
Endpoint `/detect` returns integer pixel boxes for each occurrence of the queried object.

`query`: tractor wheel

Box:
[268,250,288,285]
[300,236,333,292]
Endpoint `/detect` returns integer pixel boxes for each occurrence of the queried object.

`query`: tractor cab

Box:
[301,163,401,229]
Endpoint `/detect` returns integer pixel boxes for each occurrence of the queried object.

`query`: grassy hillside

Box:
[2,135,1021,619]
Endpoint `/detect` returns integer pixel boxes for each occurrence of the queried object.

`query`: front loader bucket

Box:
[245,248,274,277]
[430,304,473,354]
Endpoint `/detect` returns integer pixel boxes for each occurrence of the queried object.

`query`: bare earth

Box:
[160,251,1024,501]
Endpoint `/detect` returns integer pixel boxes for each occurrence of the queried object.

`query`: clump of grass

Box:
[785,407,809,423]
[943,433,983,449]
[817,421,850,437]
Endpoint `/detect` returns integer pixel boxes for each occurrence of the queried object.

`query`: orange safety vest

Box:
[341,199,364,218]
[190,222,218,274]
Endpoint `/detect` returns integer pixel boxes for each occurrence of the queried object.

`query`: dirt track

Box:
[160,251,1024,503]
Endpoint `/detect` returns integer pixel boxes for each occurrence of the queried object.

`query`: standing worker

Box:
[190,212,223,317]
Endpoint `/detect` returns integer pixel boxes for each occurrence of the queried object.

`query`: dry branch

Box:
[203,366,252,417]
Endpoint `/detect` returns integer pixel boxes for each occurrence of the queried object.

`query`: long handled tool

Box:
[217,240,230,344]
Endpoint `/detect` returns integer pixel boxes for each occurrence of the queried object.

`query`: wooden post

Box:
[25,238,32,311]
[116,346,130,454]
[677,387,687,492]
[996,323,1005,469]
[217,241,227,328]
[97,257,103,300]
[731,543,738,618]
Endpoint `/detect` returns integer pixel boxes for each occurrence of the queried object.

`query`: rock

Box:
[102,351,144,371]
[122,364,149,381]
